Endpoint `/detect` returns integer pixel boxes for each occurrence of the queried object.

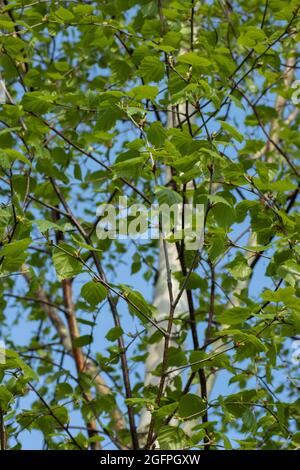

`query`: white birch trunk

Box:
[138,241,188,434]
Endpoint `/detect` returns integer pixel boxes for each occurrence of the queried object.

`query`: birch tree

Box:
[0,0,300,451]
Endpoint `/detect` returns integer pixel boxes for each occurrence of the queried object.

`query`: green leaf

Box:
[120,285,155,322]
[223,435,232,450]
[139,56,165,83]
[147,122,167,147]
[1,238,32,257]
[1,253,28,273]
[34,220,62,232]
[174,271,203,290]
[125,397,154,407]
[105,326,123,342]
[177,53,212,67]
[73,335,93,348]
[54,6,75,22]
[71,236,103,253]
[56,383,73,400]
[22,91,53,114]
[237,27,266,48]
[0,148,31,167]
[96,107,121,131]
[213,207,236,230]
[77,318,96,327]
[81,281,107,307]
[113,156,146,178]
[277,261,300,287]
[227,253,251,280]
[52,243,82,280]
[178,393,206,419]
[157,425,188,450]
[254,179,297,192]
[261,287,295,303]
[155,186,183,205]
[218,121,244,143]
[50,405,69,426]
[155,402,178,418]
[217,307,251,326]
[0,385,13,412]
[243,334,267,353]
[209,194,233,207]
[130,85,159,101]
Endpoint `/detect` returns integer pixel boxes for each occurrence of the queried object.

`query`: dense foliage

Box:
[0,0,300,450]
